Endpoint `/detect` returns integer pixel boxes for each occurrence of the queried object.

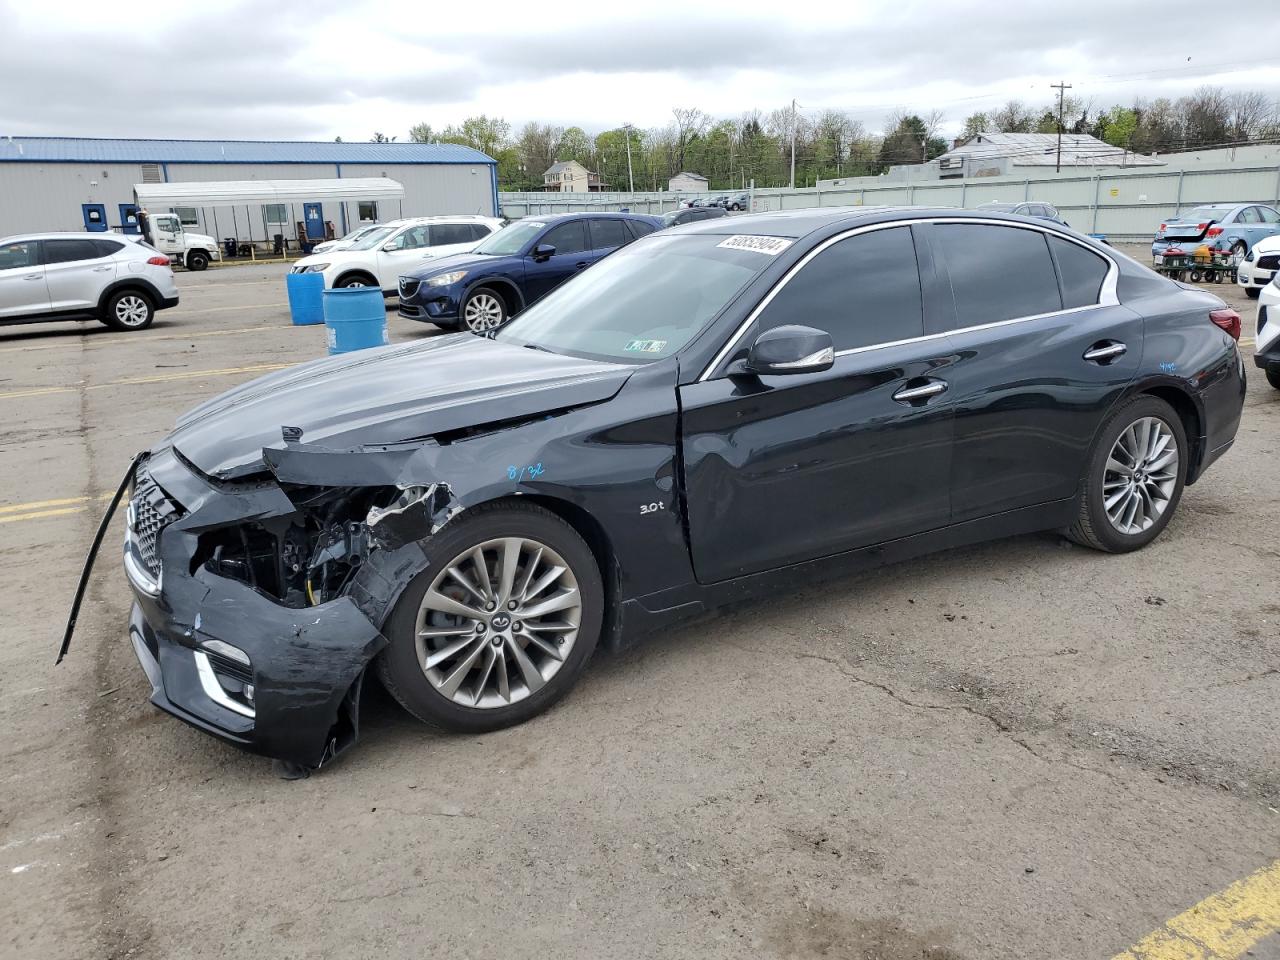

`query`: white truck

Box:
[137,210,221,271]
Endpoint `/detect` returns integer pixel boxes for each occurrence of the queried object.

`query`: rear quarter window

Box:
[935,224,1062,327]
[94,239,125,256]
[1049,236,1109,308]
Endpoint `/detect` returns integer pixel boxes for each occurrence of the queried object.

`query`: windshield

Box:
[495,233,770,362]
[660,210,683,226]
[341,224,381,243]
[1186,206,1231,222]
[473,220,546,256]
[346,225,398,251]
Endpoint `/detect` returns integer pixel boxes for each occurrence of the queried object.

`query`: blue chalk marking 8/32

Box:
[507,462,546,482]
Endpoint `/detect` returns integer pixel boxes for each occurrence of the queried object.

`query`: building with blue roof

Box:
[0,136,498,241]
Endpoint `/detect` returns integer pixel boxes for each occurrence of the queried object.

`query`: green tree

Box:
[439,115,511,159]
[958,112,988,142]
[1098,107,1138,148]
[408,122,435,144]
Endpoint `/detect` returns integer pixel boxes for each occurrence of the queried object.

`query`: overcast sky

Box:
[4,0,1280,142]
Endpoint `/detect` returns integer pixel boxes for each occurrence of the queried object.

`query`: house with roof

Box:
[668,171,709,192]
[931,132,1164,179]
[542,160,606,192]
[0,136,498,239]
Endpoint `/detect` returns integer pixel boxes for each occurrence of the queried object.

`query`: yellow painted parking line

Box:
[0,506,87,525]
[0,361,290,402]
[1111,858,1280,960]
[0,496,92,515]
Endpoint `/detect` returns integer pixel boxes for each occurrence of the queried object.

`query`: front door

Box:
[119,204,140,235]
[375,224,433,290]
[926,221,1143,522]
[303,202,325,240]
[678,224,955,583]
[522,220,591,303]
[81,203,107,233]
[0,239,48,318]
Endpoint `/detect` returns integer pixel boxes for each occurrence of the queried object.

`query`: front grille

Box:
[129,471,182,579]
[1257,255,1280,271]
[398,277,420,299]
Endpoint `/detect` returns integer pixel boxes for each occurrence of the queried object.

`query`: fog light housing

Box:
[194,641,256,718]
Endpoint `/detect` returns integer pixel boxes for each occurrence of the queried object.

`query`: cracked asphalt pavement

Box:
[1,258,1277,959]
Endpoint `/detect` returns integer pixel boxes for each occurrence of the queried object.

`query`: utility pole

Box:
[622,123,635,193]
[789,98,799,190]
[1052,81,1072,173]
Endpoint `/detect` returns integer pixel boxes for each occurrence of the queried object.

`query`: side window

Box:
[1237,207,1261,224]
[755,226,923,352]
[540,221,588,256]
[628,219,658,238]
[588,219,630,251]
[429,223,474,246]
[0,241,38,269]
[467,223,492,242]
[1049,236,1109,309]
[1259,206,1280,224]
[43,239,102,264]
[93,239,125,257]
[935,224,1062,327]
[1043,205,1060,219]
[389,226,429,250]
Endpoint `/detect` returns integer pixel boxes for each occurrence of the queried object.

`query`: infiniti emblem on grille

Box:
[491,613,512,631]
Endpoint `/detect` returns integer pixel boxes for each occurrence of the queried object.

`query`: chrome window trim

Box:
[696,217,1119,382]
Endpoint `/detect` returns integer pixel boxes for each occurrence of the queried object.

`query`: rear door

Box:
[428,222,482,259]
[522,220,590,302]
[678,224,955,582]
[586,218,632,261]
[0,239,48,318]
[927,221,1142,522]
[43,237,116,311]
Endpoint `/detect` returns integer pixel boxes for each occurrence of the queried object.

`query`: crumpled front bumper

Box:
[124,447,388,769]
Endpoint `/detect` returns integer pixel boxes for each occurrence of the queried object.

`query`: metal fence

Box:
[500,162,1280,240]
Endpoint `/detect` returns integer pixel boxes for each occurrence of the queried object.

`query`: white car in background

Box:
[309,222,390,255]
[1254,275,1280,390]
[290,216,504,293]
[1237,234,1280,299]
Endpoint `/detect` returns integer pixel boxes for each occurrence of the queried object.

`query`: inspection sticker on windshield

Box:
[717,235,793,256]
[625,339,667,353]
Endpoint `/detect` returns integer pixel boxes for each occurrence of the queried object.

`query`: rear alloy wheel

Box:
[101,289,154,331]
[462,287,507,333]
[1068,396,1186,553]
[186,250,209,271]
[377,503,602,733]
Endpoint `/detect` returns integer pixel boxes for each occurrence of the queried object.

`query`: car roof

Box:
[1,231,135,242]
[517,211,660,224]
[670,205,1078,239]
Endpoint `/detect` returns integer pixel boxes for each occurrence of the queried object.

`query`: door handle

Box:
[92,265,113,272]
[23,274,42,280]
[892,380,948,403]
[575,261,589,269]
[1083,341,1127,363]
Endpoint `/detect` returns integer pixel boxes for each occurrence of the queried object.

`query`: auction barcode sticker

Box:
[717,235,793,256]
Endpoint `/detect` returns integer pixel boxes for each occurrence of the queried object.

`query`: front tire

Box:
[1246,287,1261,299]
[100,289,154,331]
[1267,369,1280,391]
[377,502,603,734]
[1067,395,1187,553]
[186,250,209,271]
[462,287,508,333]
[335,273,375,289]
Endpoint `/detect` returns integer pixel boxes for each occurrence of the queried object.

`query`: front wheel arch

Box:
[333,270,378,289]
[463,277,524,316]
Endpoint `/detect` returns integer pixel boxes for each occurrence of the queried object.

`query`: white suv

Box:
[290,216,504,293]
[0,233,179,331]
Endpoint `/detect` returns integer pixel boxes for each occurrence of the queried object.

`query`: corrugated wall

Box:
[499,163,1280,240]
[1,160,495,242]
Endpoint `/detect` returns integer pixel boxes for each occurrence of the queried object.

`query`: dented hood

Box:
[169,333,634,478]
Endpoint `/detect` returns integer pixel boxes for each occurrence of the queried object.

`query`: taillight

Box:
[1158,223,1167,231]
[1206,226,1224,238]
[147,256,170,266]
[1196,222,1209,232]
[1210,308,1241,341]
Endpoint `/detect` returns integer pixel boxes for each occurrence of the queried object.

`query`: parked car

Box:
[1254,277,1280,388]
[1152,203,1280,260]
[974,201,1068,226]
[0,232,178,331]
[289,216,504,293]
[75,207,1245,774]
[661,206,728,227]
[397,212,662,332]
[1236,234,1280,298]
[724,193,750,211]
[309,222,388,255]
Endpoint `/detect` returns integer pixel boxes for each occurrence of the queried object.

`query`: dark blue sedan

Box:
[397,212,663,332]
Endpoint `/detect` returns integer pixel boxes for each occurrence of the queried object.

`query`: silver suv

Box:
[0,233,180,331]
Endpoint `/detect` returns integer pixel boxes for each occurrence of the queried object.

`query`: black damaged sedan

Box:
[67,207,1246,775]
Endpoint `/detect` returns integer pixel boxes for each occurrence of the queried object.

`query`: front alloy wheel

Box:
[377,502,603,733]
[462,288,507,333]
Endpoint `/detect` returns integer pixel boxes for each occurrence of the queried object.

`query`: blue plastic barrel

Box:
[323,287,389,354]
[285,272,325,326]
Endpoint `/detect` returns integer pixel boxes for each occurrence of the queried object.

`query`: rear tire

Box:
[1267,369,1280,391]
[186,250,209,271]
[1067,395,1187,553]
[100,289,154,331]
[376,502,603,734]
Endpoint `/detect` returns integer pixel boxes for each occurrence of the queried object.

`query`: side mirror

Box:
[381,242,398,252]
[532,243,556,262]
[742,325,834,376]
